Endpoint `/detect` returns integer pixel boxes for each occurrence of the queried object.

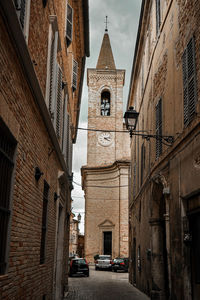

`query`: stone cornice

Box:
[81,160,130,190]
[87,68,125,86]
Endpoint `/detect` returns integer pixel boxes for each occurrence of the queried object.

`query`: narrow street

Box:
[65,266,150,300]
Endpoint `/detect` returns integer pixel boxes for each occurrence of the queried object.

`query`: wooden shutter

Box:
[68,124,73,175]
[141,144,145,185]
[19,0,26,29]
[156,0,161,35]
[14,0,26,29]
[62,94,68,160]
[49,32,58,120]
[55,64,62,138]
[156,98,162,158]
[72,59,78,91]
[182,37,197,126]
[66,4,73,46]
[133,163,136,197]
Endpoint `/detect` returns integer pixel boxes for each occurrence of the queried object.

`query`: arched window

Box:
[101,91,110,116]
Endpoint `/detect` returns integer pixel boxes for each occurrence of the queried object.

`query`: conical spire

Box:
[96,32,116,70]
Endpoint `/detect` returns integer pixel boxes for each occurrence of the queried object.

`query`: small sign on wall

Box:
[123,236,128,241]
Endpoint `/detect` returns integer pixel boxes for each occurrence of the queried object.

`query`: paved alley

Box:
[65,266,150,300]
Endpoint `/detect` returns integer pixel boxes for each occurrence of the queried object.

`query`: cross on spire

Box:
[104,16,109,32]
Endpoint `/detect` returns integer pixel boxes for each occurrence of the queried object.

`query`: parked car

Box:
[69,258,89,277]
[111,258,129,272]
[95,255,112,270]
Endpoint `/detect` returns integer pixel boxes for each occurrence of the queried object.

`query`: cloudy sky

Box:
[72,0,142,233]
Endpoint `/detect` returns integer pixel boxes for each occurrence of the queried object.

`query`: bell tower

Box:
[82,27,130,263]
[87,30,126,166]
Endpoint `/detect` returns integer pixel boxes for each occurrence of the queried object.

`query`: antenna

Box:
[105,16,109,32]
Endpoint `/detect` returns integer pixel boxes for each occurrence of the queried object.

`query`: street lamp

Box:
[124,106,174,145]
[124,106,139,138]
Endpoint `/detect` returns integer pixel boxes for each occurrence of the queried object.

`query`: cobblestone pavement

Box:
[65,266,150,300]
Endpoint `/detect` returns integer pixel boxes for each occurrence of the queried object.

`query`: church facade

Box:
[81,30,130,263]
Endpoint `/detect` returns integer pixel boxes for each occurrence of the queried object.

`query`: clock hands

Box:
[104,136,111,141]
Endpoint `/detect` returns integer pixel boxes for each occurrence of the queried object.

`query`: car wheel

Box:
[86,272,89,277]
[95,266,98,270]
[114,269,117,272]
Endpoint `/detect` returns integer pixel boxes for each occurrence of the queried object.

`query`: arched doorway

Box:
[150,179,170,300]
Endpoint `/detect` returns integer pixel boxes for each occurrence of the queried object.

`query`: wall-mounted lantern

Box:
[35,167,44,181]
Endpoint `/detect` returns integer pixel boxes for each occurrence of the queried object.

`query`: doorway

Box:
[189,212,200,299]
[104,231,112,255]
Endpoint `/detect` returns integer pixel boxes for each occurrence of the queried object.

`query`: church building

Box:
[81,27,130,262]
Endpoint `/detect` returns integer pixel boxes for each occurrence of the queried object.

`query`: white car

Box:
[95,255,112,270]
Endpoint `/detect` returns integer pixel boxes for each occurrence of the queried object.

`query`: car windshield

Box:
[73,259,86,265]
[99,255,111,259]
[114,258,124,263]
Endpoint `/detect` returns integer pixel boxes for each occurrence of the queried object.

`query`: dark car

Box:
[111,258,129,272]
[69,258,89,277]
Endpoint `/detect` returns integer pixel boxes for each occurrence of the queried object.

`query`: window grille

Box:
[72,59,78,91]
[182,37,197,126]
[156,98,162,159]
[66,4,73,46]
[40,181,49,264]
[0,118,17,275]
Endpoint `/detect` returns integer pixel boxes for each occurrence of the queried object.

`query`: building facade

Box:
[0,0,89,299]
[128,0,200,299]
[81,30,130,263]
[69,213,79,257]
[77,234,85,258]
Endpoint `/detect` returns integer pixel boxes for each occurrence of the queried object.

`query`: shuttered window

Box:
[0,119,17,275]
[62,94,68,159]
[68,124,73,176]
[40,181,49,264]
[66,3,73,47]
[49,32,58,120]
[140,143,145,185]
[14,0,31,41]
[156,0,161,35]
[55,64,63,138]
[72,59,78,91]
[182,37,197,127]
[133,163,136,197]
[156,98,162,159]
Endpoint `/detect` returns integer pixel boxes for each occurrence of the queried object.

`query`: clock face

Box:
[98,132,112,146]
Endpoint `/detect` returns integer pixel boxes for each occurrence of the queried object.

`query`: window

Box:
[0,118,17,275]
[14,0,31,41]
[156,0,161,35]
[156,98,162,158]
[66,3,73,46]
[62,93,69,159]
[55,64,63,138]
[40,181,49,264]
[72,59,78,91]
[48,30,58,120]
[67,122,73,176]
[46,17,64,139]
[182,37,197,127]
[141,143,145,185]
[101,91,110,116]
